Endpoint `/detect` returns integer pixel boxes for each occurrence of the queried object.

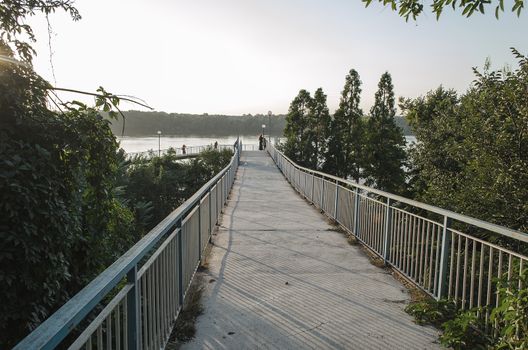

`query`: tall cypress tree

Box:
[283,89,312,166]
[363,72,406,193]
[323,69,364,179]
[306,88,331,170]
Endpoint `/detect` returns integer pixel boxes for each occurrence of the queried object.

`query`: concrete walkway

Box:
[182,151,441,350]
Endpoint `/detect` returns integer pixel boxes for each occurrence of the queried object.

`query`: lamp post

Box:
[261,124,266,150]
[157,130,161,157]
[268,110,272,144]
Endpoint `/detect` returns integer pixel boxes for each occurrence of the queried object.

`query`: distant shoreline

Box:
[109,110,414,137]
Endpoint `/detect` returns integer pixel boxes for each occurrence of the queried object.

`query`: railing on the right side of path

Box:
[267,143,528,317]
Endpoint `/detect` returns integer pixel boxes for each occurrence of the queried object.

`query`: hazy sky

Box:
[29,0,527,115]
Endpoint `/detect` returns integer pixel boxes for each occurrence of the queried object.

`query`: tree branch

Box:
[48,87,154,110]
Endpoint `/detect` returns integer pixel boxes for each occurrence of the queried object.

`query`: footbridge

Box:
[15,141,528,349]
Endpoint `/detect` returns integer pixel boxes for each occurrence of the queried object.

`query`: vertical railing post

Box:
[221,176,224,209]
[198,201,202,260]
[177,218,184,306]
[320,178,325,209]
[353,187,360,237]
[298,168,301,191]
[225,172,228,203]
[437,216,453,300]
[311,172,315,203]
[334,180,339,221]
[126,265,140,350]
[382,198,393,264]
[208,187,212,241]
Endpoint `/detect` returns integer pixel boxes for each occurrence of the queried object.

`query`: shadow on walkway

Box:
[181,151,441,350]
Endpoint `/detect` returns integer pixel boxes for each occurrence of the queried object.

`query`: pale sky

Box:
[29,0,528,115]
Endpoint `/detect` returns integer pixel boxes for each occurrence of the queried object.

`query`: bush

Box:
[404,298,457,327]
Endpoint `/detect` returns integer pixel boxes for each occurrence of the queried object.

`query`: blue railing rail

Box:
[267,143,527,323]
[14,139,242,350]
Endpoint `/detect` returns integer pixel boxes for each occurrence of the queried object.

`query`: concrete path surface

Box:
[182,151,441,350]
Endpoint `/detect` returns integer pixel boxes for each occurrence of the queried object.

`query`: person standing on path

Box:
[258,134,264,150]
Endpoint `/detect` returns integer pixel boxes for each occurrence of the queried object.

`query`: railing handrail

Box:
[125,144,233,158]
[269,144,528,244]
[14,140,242,350]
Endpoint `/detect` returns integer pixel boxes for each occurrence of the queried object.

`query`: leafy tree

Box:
[362,0,525,21]
[324,69,364,180]
[283,89,312,166]
[0,0,81,63]
[400,49,528,243]
[0,58,136,345]
[0,2,158,347]
[363,72,407,193]
[305,88,331,170]
[0,2,238,348]
[400,87,460,199]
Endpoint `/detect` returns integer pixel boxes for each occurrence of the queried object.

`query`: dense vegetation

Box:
[400,51,528,349]
[0,2,233,347]
[401,52,528,237]
[282,70,408,194]
[120,148,233,228]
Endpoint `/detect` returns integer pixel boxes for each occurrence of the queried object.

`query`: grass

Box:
[166,247,212,349]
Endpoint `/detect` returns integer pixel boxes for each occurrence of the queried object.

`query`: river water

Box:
[118,135,417,153]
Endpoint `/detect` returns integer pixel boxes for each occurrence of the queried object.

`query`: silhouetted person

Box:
[262,137,267,149]
[182,144,186,155]
[258,134,264,150]
[214,141,218,150]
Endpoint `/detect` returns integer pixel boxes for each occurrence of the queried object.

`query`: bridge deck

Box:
[181,151,441,349]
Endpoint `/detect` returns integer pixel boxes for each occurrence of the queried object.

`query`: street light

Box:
[157,130,161,157]
[268,110,272,144]
[262,124,266,137]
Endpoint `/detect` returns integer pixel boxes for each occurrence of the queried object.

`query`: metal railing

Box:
[241,143,261,151]
[125,144,234,159]
[15,140,242,350]
[267,143,528,317]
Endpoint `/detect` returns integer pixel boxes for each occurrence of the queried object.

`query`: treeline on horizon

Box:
[109,110,414,137]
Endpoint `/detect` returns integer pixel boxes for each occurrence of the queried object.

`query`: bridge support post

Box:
[177,219,184,307]
[353,187,360,237]
[437,216,452,300]
[334,180,339,221]
[126,265,140,350]
[382,198,393,265]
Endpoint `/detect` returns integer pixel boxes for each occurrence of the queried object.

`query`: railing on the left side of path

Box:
[267,142,528,326]
[14,139,243,350]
